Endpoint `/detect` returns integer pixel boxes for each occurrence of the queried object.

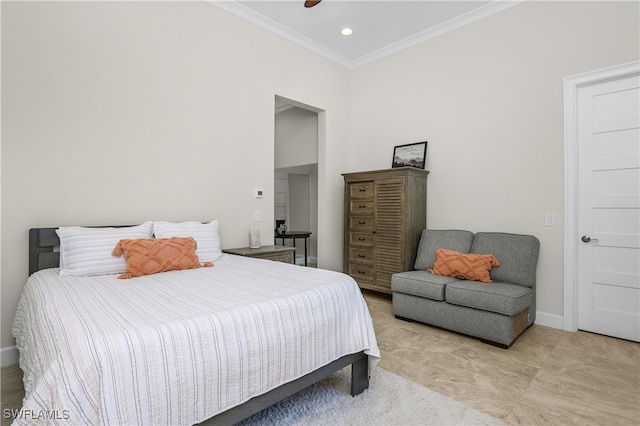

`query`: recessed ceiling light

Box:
[340,28,354,36]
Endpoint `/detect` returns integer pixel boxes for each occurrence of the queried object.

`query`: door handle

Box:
[581,235,599,243]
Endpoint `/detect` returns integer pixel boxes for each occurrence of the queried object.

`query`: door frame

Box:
[274,95,322,266]
[563,60,640,332]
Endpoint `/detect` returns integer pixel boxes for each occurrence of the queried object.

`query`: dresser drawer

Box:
[222,246,295,264]
[350,216,374,230]
[349,232,373,246]
[350,248,373,264]
[254,250,294,264]
[349,182,374,199]
[349,264,373,282]
[350,200,373,215]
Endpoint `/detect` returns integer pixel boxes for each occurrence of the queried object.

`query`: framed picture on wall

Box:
[392,141,428,169]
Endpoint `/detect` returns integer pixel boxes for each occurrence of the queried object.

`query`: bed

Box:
[13,223,380,425]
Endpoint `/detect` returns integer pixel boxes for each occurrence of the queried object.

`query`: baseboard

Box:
[534,311,564,330]
[295,255,318,266]
[1,346,19,367]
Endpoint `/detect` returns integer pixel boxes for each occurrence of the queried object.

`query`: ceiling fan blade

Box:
[304,1,322,8]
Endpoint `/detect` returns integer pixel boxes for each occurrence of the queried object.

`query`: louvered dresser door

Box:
[374,178,405,289]
[342,167,428,294]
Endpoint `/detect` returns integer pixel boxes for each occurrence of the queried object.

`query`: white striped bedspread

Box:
[12,255,380,425]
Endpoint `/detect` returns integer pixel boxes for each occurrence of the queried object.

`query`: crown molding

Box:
[207,0,353,68]
[348,1,527,69]
[206,1,527,70]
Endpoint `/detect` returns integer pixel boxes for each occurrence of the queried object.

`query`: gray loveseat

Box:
[391,230,540,347]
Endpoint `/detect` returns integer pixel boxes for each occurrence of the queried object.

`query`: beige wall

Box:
[1,0,639,355]
[348,0,639,322]
[275,106,318,170]
[1,1,351,350]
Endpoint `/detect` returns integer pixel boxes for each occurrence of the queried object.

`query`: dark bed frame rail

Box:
[27,226,370,424]
[209,351,368,425]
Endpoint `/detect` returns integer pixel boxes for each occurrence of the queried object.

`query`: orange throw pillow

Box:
[427,248,500,283]
[112,237,213,279]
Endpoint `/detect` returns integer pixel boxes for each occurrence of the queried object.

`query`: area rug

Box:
[237,367,505,425]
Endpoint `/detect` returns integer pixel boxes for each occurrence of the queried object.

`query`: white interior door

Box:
[577,71,640,342]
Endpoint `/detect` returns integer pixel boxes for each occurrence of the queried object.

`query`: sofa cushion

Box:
[471,232,540,288]
[414,229,475,270]
[445,280,532,316]
[391,270,458,301]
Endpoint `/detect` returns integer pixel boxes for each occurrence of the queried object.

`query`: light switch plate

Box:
[545,213,555,227]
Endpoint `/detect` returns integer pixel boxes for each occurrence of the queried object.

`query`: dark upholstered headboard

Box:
[29,225,136,276]
[29,228,61,276]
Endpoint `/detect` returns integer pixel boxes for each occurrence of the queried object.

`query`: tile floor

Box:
[363,290,640,425]
[2,290,638,426]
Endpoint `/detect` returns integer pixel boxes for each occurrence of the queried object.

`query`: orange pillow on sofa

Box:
[112,237,213,279]
[427,248,500,283]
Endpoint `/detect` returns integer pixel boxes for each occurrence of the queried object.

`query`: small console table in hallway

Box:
[274,231,312,266]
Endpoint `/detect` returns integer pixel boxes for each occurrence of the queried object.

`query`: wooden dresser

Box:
[342,167,428,293]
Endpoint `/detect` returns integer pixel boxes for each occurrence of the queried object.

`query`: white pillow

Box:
[57,222,153,277]
[153,220,223,263]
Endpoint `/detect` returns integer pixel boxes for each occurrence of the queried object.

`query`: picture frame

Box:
[392,141,428,169]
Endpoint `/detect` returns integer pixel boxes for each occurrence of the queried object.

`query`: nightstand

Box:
[222,245,296,264]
